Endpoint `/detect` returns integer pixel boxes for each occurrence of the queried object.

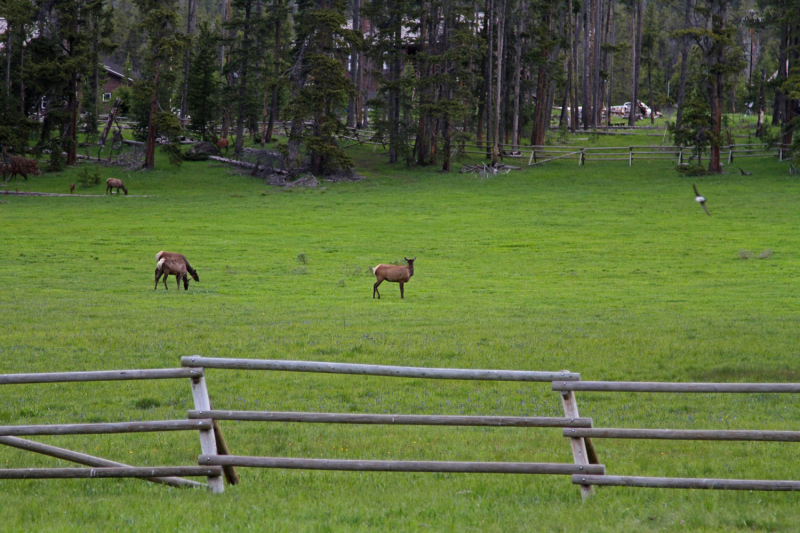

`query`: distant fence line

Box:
[2,357,799,498]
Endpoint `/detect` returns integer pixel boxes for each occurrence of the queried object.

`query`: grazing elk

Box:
[106,178,128,195]
[372,257,415,299]
[154,251,200,290]
[217,138,230,155]
[1,154,39,181]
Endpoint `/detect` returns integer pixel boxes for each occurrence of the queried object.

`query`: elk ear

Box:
[404,257,408,262]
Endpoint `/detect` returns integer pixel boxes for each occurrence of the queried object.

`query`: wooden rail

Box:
[0,466,223,480]
[0,420,212,436]
[0,368,203,385]
[564,428,800,442]
[0,436,204,488]
[552,381,800,393]
[199,456,606,475]
[181,356,580,382]
[573,475,800,491]
[188,410,593,427]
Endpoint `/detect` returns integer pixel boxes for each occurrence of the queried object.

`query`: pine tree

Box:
[134,0,186,168]
[285,0,358,175]
[186,22,221,141]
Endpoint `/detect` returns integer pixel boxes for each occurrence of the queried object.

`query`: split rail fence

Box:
[334,126,794,167]
[2,358,800,497]
[0,367,237,493]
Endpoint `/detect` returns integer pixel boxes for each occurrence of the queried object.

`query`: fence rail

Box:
[552,381,800,393]
[181,356,580,382]
[188,409,593,428]
[0,466,223,480]
[564,428,800,442]
[199,455,605,475]
[0,368,203,385]
[573,475,800,491]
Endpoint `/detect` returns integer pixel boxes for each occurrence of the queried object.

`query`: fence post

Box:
[190,376,225,493]
[678,147,683,165]
[559,371,595,500]
[728,148,733,165]
[629,147,633,167]
[579,149,585,166]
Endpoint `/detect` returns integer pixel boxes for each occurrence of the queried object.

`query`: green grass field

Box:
[1,135,799,531]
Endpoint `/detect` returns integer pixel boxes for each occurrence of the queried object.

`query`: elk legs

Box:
[373,280,382,299]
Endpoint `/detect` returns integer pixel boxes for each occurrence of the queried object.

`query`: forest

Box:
[1,0,798,175]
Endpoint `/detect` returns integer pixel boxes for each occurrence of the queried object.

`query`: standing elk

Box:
[106,178,128,195]
[1,155,39,181]
[372,257,415,299]
[155,251,200,290]
[217,138,230,155]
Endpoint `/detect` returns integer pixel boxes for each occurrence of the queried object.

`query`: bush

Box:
[77,167,101,188]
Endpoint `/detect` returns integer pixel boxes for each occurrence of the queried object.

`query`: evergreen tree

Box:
[285,0,359,175]
[186,22,221,141]
[134,0,186,168]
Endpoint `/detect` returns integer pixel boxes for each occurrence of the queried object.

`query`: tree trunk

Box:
[346,0,359,128]
[606,2,615,128]
[581,0,589,130]
[675,0,691,128]
[180,0,196,123]
[492,0,505,165]
[67,72,78,165]
[5,28,10,95]
[265,13,281,142]
[144,66,160,169]
[772,23,788,127]
[234,0,253,154]
[486,0,494,159]
[571,6,579,132]
[511,15,523,147]
[628,0,642,126]
[755,68,765,138]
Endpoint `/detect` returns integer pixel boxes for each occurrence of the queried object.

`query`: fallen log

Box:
[208,155,288,174]
[0,191,155,197]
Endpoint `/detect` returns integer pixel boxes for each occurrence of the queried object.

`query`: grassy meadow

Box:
[1,134,799,531]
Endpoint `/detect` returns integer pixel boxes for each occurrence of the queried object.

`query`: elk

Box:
[70,183,75,194]
[154,251,200,290]
[1,155,38,181]
[217,138,230,155]
[372,257,415,299]
[106,178,128,195]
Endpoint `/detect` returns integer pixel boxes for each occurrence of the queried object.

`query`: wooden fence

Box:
[334,126,792,167]
[551,379,800,491]
[0,367,234,493]
[181,356,604,500]
[3,359,800,497]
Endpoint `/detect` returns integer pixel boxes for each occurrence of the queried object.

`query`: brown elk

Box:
[106,178,128,195]
[70,183,75,194]
[154,251,200,290]
[372,257,415,299]
[217,138,230,155]
[1,154,39,181]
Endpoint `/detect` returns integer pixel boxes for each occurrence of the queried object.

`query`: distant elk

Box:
[155,251,200,290]
[372,257,415,299]
[1,154,39,181]
[106,178,128,195]
[217,138,230,155]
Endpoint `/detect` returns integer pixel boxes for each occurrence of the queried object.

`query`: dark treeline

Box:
[1,0,798,174]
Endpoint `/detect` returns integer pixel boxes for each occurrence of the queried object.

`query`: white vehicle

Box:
[618,101,662,119]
